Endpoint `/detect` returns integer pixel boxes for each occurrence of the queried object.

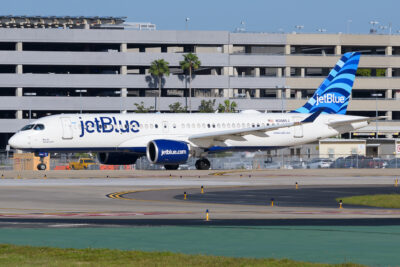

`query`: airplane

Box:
[8,52,384,171]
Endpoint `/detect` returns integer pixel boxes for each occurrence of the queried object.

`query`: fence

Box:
[0,151,399,171]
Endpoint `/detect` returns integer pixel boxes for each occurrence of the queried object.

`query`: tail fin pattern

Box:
[292,52,361,114]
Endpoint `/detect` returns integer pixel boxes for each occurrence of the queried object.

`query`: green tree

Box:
[134,101,154,113]
[218,100,237,113]
[356,69,371,77]
[198,99,216,113]
[376,69,386,77]
[149,59,170,112]
[180,53,201,113]
[169,102,187,113]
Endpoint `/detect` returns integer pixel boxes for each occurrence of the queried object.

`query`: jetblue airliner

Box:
[8,52,382,170]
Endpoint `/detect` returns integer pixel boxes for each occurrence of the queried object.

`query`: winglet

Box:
[301,109,323,123]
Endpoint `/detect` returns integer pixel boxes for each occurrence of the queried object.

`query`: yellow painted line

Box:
[105,186,279,208]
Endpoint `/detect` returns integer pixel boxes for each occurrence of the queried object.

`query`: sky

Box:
[2,0,400,34]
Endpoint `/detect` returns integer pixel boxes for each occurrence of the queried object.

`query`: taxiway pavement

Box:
[0,169,398,222]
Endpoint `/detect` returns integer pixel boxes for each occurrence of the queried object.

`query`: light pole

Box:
[369,20,379,34]
[347,19,352,34]
[75,89,87,114]
[240,21,246,32]
[185,17,190,31]
[24,92,36,120]
[114,90,122,113]
[372,93,382,138]
[295,25,304,33]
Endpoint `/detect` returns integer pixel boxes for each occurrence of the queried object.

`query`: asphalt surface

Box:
[171,185,400,208]
[0,170,399,222]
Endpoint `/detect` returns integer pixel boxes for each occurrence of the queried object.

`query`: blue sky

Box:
[2,0,400,34]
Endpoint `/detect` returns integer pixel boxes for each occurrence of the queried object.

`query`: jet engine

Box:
[97,152,139,165]
[146,139,189,164]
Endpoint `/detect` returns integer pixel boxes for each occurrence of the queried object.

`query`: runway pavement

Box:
[0,169,398,223]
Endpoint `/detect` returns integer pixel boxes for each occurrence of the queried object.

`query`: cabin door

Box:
[292,116,303,138]
[60,117,73,140]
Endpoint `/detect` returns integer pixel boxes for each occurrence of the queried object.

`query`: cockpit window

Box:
[33,124,45,131]
[21,124,34,131]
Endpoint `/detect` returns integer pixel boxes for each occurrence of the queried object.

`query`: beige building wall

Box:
[319,140,366,159]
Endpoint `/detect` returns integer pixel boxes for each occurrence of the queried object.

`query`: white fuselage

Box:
[8,112,368,155]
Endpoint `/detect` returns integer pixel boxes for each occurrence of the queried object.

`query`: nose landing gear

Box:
[35,152,48,171]
[195,158,210,170]
[37,162,47,171]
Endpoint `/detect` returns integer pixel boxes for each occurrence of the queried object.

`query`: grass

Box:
[337,194,400,208]
[0,244,364,267]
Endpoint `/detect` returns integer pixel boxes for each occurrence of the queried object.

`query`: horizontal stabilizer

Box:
[328,116,388,127]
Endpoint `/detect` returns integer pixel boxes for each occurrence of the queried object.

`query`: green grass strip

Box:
[337,194,400,208]
[0,244,363,267]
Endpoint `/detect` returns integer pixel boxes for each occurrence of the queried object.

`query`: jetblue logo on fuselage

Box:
[161,149,187,156]
[79,116,140,137]
[316,94,345,106]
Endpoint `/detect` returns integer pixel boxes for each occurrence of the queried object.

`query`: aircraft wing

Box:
[328,116,387,127]
[189,110,323,142]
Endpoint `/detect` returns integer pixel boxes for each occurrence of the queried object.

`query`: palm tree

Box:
[149,59,170,112]
[218,100,237,113]
[180,53,201,113]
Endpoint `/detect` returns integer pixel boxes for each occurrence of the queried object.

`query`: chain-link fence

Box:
[0,151,399,171]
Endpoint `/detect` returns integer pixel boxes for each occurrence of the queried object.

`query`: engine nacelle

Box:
[97,152,138,165]
[146,139,189,164]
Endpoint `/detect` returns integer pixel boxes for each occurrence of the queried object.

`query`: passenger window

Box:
[207,124,210,128]
[155,124,158,128]
[202,123,206,128]
[212,124,215,128]
[173,123,176,128]
[186,123,190,128]
[222,123,226,128]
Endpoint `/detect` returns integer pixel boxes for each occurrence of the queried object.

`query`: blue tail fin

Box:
[292,52,361,114]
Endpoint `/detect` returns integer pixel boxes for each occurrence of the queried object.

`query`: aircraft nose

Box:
[8,134,29,149]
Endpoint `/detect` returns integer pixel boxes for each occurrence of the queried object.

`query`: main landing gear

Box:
[195,158,211,170]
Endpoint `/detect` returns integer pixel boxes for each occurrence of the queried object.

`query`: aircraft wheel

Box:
[195,158,210,170]
[164,164,179,170]
[37,163,47,171]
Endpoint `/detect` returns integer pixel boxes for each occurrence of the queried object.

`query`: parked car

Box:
[330,157,345,168]
[387,158,400,168]
[306,158,333,169]
[286,160,306,169]
[264,161,282,169]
